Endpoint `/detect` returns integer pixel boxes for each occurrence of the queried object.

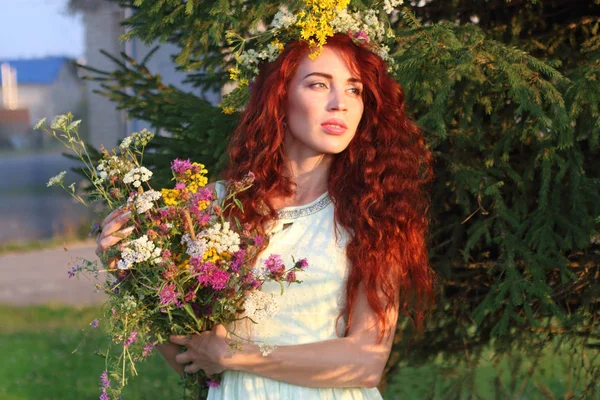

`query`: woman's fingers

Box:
[184,363,201,374]
[95,226,135,257]
[102,211,132,237]
[100,207,128,229]
[175,351,193,365]
[170,335,194,346]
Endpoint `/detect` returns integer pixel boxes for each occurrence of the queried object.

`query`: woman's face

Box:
[284,46,364,159]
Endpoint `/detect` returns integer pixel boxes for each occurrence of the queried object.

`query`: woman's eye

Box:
[348,87,362,95]
[310,82,328,89]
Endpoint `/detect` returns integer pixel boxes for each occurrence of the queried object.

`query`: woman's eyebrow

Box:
[302,72,362,84]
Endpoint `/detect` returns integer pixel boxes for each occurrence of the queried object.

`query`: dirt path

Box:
[0,240,107,306]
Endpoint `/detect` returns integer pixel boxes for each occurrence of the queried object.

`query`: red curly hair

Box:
[223,34,435,342]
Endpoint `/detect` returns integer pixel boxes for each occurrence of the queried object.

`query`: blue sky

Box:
[0,0,84,60]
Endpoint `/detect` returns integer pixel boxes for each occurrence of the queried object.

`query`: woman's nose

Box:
[327,89,348,112]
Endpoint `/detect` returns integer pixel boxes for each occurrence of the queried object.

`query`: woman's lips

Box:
[321,120,347,135]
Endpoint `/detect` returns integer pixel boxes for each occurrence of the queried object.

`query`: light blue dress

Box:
[208,187,383,399]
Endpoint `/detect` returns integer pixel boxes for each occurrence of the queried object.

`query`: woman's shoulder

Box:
[209,180,227,200]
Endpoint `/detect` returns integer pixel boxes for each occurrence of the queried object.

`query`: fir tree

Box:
[70,0,600,397]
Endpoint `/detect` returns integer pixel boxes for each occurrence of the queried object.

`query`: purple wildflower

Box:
[89,222,101,237]
[159,283,182,307]
[100,390,110,400]
[142,342,155,357]
[67,264,82,278]
[90,319,99,328]
[265,254,285,278]
[100,370,110,388]
[231,249,246,273]
[171,158,192,174]
[175,182,186,190]
[124,330,138,348]
[253,235,264,247]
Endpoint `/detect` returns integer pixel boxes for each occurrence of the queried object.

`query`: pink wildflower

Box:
[159,282,182,307]
[209,269,229,290]
[124,330,138,347]
[195,262,229,290]
[297,258,309,270]
[253,235,264,247]
[265,254,285,279]
[161,249,172,260]
[100,370,110,388]
[142,342,155,357]
[352,30,370,42]
[175,182,186,190]
[206,379,220,388]
[286,270,296,283]
[196,213,211,226]
[171,158,192,174]
[185,289,197,302]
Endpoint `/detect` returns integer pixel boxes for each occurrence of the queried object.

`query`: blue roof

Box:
[0,56,72,85]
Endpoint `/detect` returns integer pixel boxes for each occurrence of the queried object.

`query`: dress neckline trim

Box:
[276,192,332,221]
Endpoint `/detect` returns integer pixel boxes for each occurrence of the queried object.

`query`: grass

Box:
[0,305,181,400]
[0,305,597,400]
[0,237,93,256]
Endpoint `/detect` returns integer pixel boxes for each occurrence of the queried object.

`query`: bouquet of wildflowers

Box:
[39,114,308,400]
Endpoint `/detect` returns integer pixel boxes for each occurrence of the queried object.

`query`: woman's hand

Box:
[95,208,135,267]
[170,324,230,376]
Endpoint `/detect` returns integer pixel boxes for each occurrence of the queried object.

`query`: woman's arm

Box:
[171,284,399,388]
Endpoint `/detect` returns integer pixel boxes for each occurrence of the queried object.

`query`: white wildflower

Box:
[243,291,279,322]
[95,156,132,183]
[50,115,69,130]
[47,171,66,187]
[181,233,208,259]
[202,221,241,254]
[266,42,283,62]
[123,166,153,188]
[117,235,162,270]
[119,136,133,150]
[34,118,46,130]
[119,129,154,150]
[130,190,162,214]
[383,0,403,14]
[271,9,296,29]
[331,9,361,34]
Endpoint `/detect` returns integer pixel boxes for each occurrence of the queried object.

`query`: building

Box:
[0,57,84,148]
[76,0,220,150]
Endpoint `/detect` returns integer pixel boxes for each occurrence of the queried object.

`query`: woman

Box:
[97,33,434,399]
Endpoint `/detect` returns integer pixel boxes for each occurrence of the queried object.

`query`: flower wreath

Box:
[219,0,404,114]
